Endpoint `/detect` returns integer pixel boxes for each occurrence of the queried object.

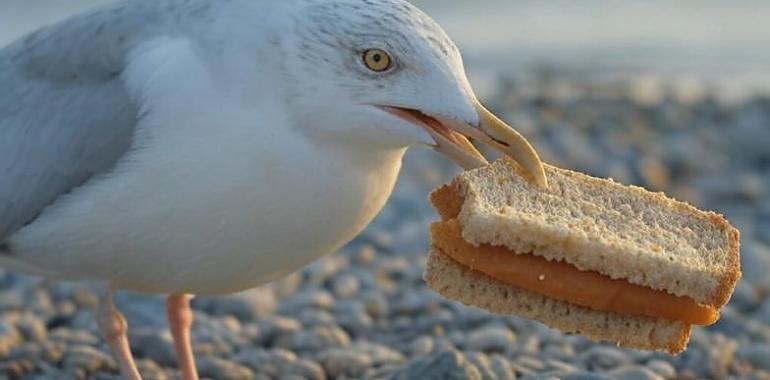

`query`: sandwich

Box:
[424,160,741,354]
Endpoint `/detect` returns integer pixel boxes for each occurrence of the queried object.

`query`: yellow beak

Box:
[380,101,549,188]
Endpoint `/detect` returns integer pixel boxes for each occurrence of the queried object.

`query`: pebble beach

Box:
[0,70,768,379]
[2,1,770,379]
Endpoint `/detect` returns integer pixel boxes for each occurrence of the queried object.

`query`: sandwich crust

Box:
[430,160,741,308]
[425,247,692,354]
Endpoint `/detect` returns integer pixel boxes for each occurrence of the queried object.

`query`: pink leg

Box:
[97,290,142,380]
[167,294,199,380]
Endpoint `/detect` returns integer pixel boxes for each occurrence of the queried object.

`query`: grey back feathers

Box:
[0,0,450,242]
[0,0,221,242]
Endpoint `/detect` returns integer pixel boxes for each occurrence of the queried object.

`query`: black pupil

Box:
[372,53,382,63]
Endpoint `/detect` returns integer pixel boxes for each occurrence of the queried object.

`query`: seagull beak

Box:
[380,101,548,188]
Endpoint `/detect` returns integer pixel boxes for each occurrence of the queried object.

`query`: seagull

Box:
[0,0,547,378]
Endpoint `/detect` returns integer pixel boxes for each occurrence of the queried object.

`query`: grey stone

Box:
[192,314,248,351]
[465,352,498,380]
[277,290,334,315]
[282,359,326,380]
[331,299,373,334]
[197,357,255,380]
[48,328,100,346]
[304,256,347,285]
[355,342,405,366]
[0,319,21,356]
[354,245,377,266]
[297,309,336,327]
[62,345,114,372]
[113,293,167,328]
[410,336,434,356]
[514,356,546,372]
[645,360,676,379]
[391,291,430,316]
[362,292,389,319]
[578,346,631,370]
[130,329,177,367]
[389,351,481,380]
[15,314,47,342]
[331,273,361,299]
[488,354,517,380]
[0,292,23,311]
[0,361,37,379]
[673,330,738,378]
[195,287,276,321]
[738,343,770,371]
[271,273,303,299]
[234,348,297,377]
[274,325,351,353]
[742,240,770,290]
[561,372,615,380]
[318,348,373,378]
[607,366,664,380]
[730,281,762,312]
[433,336,457,352]
[544,359,579,373]
[255,316,302,345]
[465,325,516,353]
[135,359,168,380]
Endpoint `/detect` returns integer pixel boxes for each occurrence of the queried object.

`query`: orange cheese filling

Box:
[431,220,719,325]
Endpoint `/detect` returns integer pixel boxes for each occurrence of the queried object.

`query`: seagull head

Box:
[281,0,547,187]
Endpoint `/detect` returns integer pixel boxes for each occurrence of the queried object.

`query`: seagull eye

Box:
[362,49,392,72]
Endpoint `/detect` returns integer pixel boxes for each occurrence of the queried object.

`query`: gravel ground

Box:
[0,73,768,380]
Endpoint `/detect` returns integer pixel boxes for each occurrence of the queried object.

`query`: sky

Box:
[3,1,770,97]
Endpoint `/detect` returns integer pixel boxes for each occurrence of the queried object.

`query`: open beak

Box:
[381,101,548,188]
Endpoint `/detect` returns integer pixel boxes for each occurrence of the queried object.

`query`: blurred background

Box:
[1,1,769,379]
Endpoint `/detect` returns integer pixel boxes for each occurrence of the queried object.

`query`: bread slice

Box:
[424,247,691,354]
[430,160,740,308]
[424,159,741,354]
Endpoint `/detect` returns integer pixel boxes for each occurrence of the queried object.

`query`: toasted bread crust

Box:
[430,160,741,307]
[425,247,691,354]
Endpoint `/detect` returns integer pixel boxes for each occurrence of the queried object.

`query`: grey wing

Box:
[0,6,146,243]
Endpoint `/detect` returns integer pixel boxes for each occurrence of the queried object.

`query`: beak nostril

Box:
[490,137,510,148]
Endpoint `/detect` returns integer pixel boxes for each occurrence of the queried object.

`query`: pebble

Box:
[197,357,255,380]
[742,241,770,290]
[737,343,770,371]
[234,348,296,377]
[129,329,176,367]
[465,352,506,380]
[330,299,373,334]
[0,319,21,356]
[465,324,516,353]
[645,360,677,379]
[578,346,632,370]
[276,290,334,315]
[0,74,766,379]
[15,315,47,343]
[410,335,434,356]
[196,287,276,321]
[317,349,372,378]
[274,325,351,353]
[61,345,114,372]
[607,366,665,380]
[561,372,616,380]
[390,351,481,380]
[488,354,517,380]
[281,359,326,380]
[330,273,361,299]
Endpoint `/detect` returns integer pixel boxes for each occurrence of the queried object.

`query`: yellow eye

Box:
[363,49,392,72]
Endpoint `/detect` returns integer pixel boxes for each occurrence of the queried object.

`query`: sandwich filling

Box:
[430,185,719,326]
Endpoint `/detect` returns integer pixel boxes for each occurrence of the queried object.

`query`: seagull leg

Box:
[167,294,199,380]
[97,289,142,380]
